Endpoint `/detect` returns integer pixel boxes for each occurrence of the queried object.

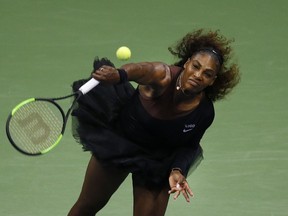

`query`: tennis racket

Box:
[6,78,99,156]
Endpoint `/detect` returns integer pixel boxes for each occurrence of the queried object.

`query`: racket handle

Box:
[79,78,100,95]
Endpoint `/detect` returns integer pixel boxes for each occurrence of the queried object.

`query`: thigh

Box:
[132,176,170,216]
[72,155,129,213]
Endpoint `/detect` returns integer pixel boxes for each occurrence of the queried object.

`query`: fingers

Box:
[168,182,194,202]
[92,66,119,84]
[173,190,181,200]
[186,185,194,197]
[94,65,108,75]
[181,188,191,202]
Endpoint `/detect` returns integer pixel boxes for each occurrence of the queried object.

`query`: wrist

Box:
[117,68,128,83]
[170,167,183,175]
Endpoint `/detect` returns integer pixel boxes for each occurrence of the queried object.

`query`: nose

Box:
[193,70,202,80]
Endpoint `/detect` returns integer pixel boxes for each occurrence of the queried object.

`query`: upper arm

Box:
[122,62,172,97]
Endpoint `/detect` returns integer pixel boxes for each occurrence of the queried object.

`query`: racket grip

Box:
[79,78,100,95]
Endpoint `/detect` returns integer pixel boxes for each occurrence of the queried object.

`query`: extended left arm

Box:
[168,146,203,202]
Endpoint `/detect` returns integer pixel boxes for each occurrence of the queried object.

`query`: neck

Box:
[175,73,196,97]
[174,74,203,104]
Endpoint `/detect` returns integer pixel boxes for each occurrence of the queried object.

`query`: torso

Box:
[138,65,202,120]
[118,65,215,150]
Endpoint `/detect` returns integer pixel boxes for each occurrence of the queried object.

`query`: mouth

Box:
[187,78,200,87]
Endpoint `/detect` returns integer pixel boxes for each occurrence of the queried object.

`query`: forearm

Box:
[92,61,170,96]
[171,146,203,177]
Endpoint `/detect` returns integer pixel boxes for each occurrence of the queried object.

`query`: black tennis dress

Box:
[71,63,214,188]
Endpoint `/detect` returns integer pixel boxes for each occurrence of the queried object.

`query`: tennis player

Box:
[68,29,240,216]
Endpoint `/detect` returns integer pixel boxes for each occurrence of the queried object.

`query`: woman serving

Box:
[68,28,240,216]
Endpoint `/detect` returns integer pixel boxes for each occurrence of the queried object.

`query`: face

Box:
[182,52,218,94]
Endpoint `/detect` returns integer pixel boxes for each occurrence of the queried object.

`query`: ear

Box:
[183,58,190,69]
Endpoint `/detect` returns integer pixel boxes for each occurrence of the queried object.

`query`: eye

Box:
[192,63,200,70]
[203,71,214,79]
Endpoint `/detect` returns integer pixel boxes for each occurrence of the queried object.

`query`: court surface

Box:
[0,0,287,215]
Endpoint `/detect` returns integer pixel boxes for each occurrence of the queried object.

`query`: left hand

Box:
[168,170,194,202]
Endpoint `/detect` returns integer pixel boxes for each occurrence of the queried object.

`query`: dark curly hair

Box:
[168,29,240,102]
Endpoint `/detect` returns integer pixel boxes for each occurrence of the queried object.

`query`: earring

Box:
[176,74,182,90]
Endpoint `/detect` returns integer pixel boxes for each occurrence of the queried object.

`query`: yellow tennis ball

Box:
[116,46,131,60]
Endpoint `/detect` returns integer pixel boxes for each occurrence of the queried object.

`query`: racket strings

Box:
[8,101,64,154]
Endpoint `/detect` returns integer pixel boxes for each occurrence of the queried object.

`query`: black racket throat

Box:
[44,90,82,101]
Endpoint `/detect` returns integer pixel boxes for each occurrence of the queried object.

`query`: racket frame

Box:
[6,77,98,156]
[5,92,81,156]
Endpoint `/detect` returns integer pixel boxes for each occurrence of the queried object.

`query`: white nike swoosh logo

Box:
[183,128,193,133]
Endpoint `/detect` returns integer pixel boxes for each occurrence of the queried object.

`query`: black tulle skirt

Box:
[72,80,168,187]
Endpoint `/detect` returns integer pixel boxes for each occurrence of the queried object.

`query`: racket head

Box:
[6,98,66,156]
